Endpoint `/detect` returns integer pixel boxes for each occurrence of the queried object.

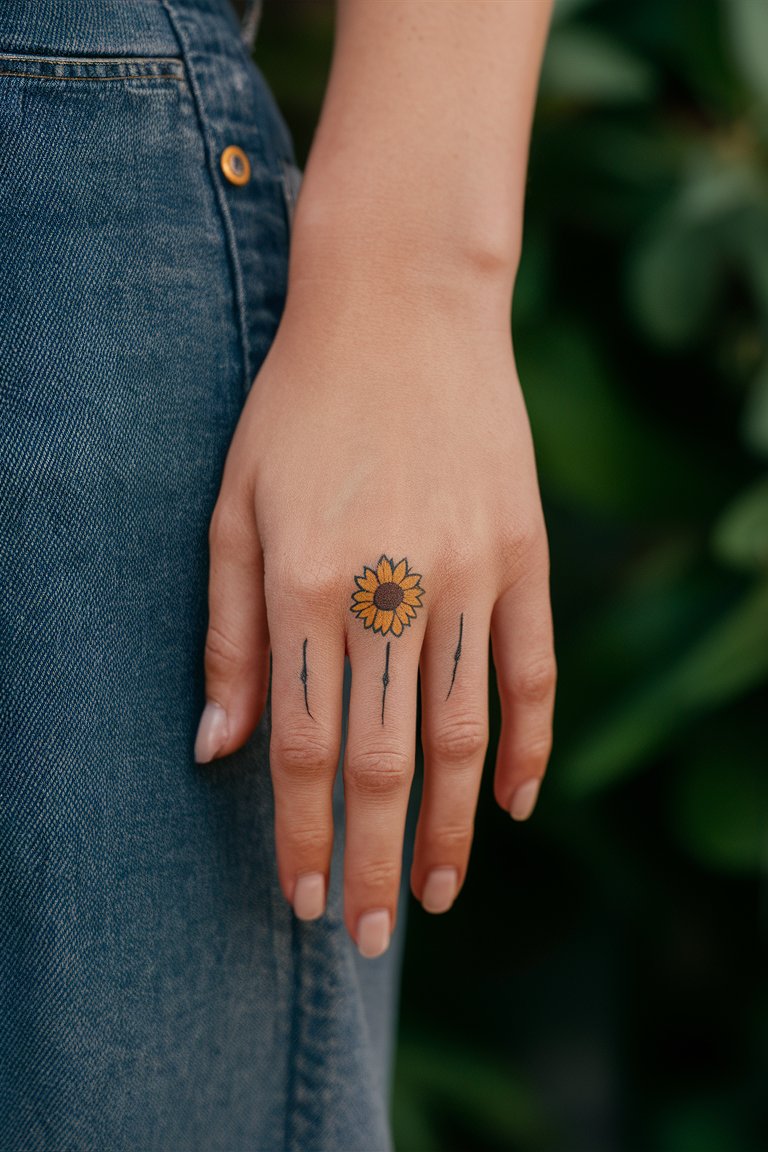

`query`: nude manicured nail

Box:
[194,701,228,763]
[509,778,541,821]
[357,910,390,958]
[421,867,458,914]
[293,873,326,921]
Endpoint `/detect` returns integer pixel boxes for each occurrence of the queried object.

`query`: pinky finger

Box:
[490,556,556,821]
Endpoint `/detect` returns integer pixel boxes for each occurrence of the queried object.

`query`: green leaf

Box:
[629,213,721,345]
[713,474,768,569]
[395,1033,548,1149]
[563,581,768,794]
[540,28,657,104]
[656,1093,756,1152]
[726,0,768,104]
[738,209,768,325]
[677,163,760,224]
[551,0,598,25]
[670,725,768,873]
[743,360,768,455]
[516,323,707,518]
[628,165,764,345]
[392,1081,441,1152]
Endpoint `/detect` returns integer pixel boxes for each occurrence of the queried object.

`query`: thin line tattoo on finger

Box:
[349,554,425,725]
[446,612,464,701]
[300,637,313,719]
[381,641,391,725]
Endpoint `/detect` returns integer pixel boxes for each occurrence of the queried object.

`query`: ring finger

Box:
[413,588,494,913]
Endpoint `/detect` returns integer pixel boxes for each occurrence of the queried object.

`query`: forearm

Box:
[287,0,553,318]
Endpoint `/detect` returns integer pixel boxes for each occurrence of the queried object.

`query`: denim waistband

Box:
[0,0,262,57]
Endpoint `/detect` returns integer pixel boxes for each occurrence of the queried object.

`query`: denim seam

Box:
[0,72,182,81]
[283,918,303,1152]
[0,53,183,64]
[158,0,253,394]
[240,0,264,52]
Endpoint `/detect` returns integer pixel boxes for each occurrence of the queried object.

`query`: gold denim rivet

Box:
[220,145,250,186]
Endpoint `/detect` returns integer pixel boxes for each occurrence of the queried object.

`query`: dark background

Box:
[253,2,768,1149]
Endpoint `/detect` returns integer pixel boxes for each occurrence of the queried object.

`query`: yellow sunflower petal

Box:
[403,588,422,606]
[391,613,403,636]
[360,607,377,624]
[353,590,374,602]
[374,609,394,634]
[392,559,408,584]
[395,603,411,624]
[376,556,393,583]
[356,568,379,592]
[401,602,417,618]
[399,573,421,590]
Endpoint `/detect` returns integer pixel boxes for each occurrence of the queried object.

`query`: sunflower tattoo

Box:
[350,555,424,636]
[350,555,425,724]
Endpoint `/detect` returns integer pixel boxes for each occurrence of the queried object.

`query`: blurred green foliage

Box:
[255,1,767,1148]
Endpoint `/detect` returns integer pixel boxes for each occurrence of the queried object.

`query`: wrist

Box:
[285,178,520,327]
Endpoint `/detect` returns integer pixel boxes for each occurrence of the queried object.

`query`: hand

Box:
[193,291,556,959]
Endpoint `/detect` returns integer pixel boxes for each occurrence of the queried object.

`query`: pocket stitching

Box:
[0,53,185,82]
[0,71,183,81]
[0,53,183,64]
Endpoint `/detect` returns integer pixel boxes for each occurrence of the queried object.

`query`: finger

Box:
[490,545,556,821]
[194,496,270,763]
[413,588,494,913]
[266,568,346,921]
[343,553,426,958]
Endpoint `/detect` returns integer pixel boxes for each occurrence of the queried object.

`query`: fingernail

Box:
[509,778,541,821]
[421,867,458,914]
[194,701,228,763]
[357,910,390,958]
[293,873,326,921]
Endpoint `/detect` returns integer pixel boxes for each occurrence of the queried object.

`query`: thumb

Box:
[194,497,269,763]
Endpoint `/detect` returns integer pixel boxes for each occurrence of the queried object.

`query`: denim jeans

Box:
[0,3,414,1148]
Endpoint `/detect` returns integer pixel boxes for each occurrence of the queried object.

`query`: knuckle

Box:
[353,859,401,891]
[272,555,341,607]
[272,731,338,782]
[345,749,412,799]
[513,736,553,775]
[283,825,330,857]
[511,658,557,705]
[204,623,249,679]
[429,717,488,765]
[441,539,478,581]
[431,823,474,855]
[499,516,548,579]
[208,499,248,551]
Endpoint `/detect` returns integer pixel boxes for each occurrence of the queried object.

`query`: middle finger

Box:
[343,553,426,957]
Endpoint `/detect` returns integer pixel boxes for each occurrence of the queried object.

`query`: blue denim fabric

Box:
[0,2,414,1148]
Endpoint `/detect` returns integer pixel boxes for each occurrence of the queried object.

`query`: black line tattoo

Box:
[381,641,391,725]
[446,613,464,700]
[300,637,313,719]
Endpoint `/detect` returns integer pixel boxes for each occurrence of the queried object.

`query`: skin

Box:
[195,0,556,957]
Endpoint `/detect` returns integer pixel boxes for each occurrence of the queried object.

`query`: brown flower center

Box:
[373,581,404,612]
